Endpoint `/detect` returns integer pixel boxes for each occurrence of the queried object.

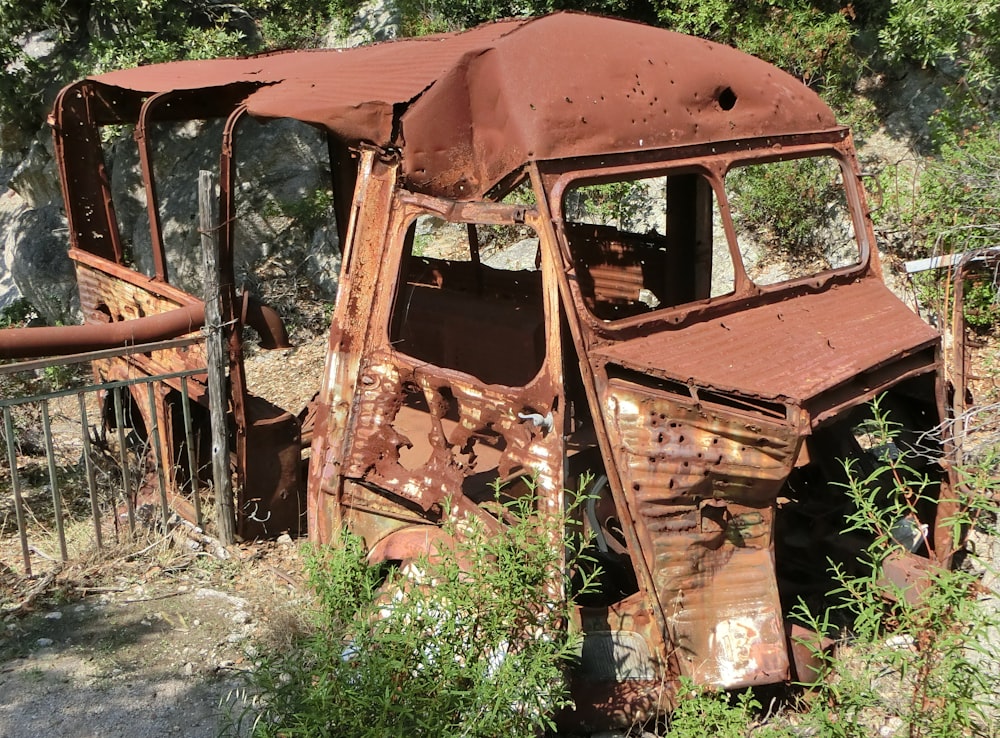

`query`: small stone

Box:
[227,632,246,644]
[276,533,293,545]
[183,662,194,676]
[43,611,62,620]
[231,611,250,625]
[35,637,53,647]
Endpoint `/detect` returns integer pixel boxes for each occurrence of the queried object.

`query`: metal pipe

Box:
[0,304,205,361]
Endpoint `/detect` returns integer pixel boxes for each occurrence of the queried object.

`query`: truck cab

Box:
[35,12,953,726]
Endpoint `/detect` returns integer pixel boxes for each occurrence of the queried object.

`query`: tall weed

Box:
[230,486,596,737]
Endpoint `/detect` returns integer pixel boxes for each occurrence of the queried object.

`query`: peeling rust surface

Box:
[591,279,939,406]
[79,13,837,200]
[597,379,799,687]
[342,353,556,511]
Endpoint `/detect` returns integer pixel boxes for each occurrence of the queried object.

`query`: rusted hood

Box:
[82,12,838,199]
[591,279,939,405]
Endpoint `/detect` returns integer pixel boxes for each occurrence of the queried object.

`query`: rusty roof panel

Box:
[591,279,939,403]
[84,13,838,198]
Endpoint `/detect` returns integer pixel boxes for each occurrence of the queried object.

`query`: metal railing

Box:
[1,339,208,576]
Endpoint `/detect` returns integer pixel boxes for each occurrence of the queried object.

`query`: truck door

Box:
[333,193,567,546]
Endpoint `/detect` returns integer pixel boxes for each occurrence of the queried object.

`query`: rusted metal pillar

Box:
[199,170,236,545]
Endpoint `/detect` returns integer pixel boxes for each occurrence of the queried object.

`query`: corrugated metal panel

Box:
[82,13,838,199]
[591,278,939,403]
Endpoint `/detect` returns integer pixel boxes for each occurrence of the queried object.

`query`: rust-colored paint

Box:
[0,303,204,360]
[2,13,959,728]
[80,13,835,202]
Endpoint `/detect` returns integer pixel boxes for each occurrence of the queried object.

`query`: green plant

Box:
[880,121,1000,332]
[791,397,1000,738]
[726,155,852,269]
[0,297,35,328]
[0,0,358,130]
[395,0,653,36]
[568,180,650,232]
[663,679,794,737]
[878,0,1000,110]
[655,0,860,100]
[267,188,335,233]
[230,484,597,737]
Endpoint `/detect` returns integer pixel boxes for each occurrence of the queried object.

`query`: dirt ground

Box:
[0,536,309,738]
[1,317,996,738]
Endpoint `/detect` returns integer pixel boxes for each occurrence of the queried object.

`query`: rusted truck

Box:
[2,12,956,726]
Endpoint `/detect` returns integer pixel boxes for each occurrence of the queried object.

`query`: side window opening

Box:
[103,124,141,270]
[389,212,545,387]
[563,172,734,321]
[725,154,861,285]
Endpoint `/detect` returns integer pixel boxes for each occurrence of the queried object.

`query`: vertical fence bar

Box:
[77,393,103,550]
[40,400,68,562]
[146,382,171,531]
[179,378,203,529]
[113,387,136,534]
[3,407,32,576]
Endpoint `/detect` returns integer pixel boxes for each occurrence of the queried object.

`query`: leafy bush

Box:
[655,0,859,97]
[725,155,854,270]
[878,0,1000,108]
[790,398,1000,738]
[395,0,655,36]
[0,297,35,329]
[230,487,596,737]
[663,680,793,737]
[875,121,1000,332]
[0,0,360,129]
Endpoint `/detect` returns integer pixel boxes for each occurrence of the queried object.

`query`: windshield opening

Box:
[562,171,735,321]
[725,153,861,285]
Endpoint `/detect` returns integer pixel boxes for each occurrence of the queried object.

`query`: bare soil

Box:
[0,537,310,738]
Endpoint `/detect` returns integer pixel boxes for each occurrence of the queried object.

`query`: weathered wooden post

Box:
[199,170,236,545]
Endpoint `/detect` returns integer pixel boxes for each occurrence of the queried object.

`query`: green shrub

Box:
[876,122,1000,332]
[878,0,1000,108]
[230,487,597,737]
[655,0,859,97]
[725,155,852,268]
[791,398,1000,738]
[0,297,35,329]
[663,680,794,737]
[0,0,359,129]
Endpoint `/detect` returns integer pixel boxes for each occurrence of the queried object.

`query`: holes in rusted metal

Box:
[718,87,737,110]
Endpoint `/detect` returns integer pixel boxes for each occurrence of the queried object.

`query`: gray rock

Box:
[0,190,27,310]
[9,128,62,209]
[6,203,77,325]
[108,116,340,301]
[323,0,401,48]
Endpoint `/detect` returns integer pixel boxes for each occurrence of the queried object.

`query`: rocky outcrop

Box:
[106,117,341,302]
